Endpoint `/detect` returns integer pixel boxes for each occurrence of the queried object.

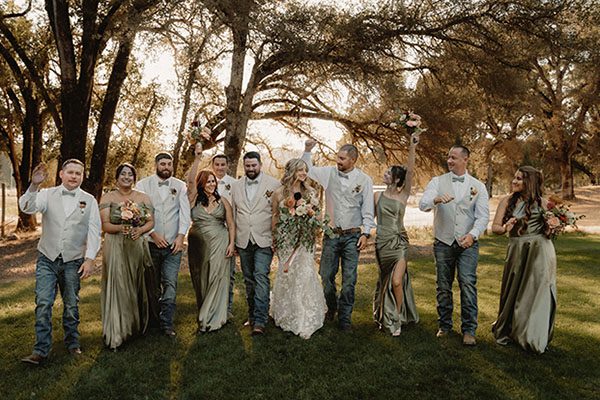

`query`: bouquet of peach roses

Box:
[544,196,584,239]
[119,200,149,238]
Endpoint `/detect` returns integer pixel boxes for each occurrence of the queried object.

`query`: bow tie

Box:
[338,171,349,179]
[62,190,76,197]
[247,179,259,186]
[158,180,169,187]
[452,176,465,183]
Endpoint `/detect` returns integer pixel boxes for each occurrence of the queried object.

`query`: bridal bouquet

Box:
[188,121,212,147]
[390,111,426,135]
[275,191,334,272]
[544,196,584,239]
[119,200,148,237]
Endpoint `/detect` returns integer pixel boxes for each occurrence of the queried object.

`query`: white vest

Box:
[325,168,365,229]
[136,176,187,244]
[231,174,281,249]
[433,173,477,246]
[38,187,95,262]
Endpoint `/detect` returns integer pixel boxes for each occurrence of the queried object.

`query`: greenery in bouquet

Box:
[544,196,584,239]
[275,191,334,254]
[119,199,148,236]
[188,121,212,147]
[389,110,426,135]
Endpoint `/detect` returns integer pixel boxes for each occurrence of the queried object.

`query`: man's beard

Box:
[246,170,258,179]
[157,169,172,179]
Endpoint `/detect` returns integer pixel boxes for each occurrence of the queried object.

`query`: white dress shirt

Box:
[419,172,489,239]
[245,172,263,204]
[301,152,376,234]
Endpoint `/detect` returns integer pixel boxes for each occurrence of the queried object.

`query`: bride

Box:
[270,159,327,339]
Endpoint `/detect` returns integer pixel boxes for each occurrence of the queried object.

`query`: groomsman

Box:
[136,152,191,337]
[19,160,101,365]
[419,145,489,346]
[302,140,375,332]
[210,154,237,317]
[230,151,281,335]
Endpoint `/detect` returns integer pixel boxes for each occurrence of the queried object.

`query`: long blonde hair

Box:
[281,159,316,199]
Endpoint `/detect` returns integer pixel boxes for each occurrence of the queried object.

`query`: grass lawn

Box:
[1,234,599,400]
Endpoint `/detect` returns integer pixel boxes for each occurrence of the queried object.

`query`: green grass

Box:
[1,234,599,399]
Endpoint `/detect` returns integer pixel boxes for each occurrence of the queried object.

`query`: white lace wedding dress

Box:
[270,245,327,339]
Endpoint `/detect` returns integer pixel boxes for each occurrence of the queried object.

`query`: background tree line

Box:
[1,0,598,230]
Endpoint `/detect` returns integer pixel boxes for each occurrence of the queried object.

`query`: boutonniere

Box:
[469,187,478,201]
[79,201,87,214]
[225,183,231,191]
[170,188,177,199]
[353,185,362,193]
[265,190,274,198]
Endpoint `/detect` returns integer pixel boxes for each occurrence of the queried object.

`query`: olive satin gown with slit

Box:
[373,194,419,334]
[101,202,151,350]
[188,201,230,332]
[492,201,557,354]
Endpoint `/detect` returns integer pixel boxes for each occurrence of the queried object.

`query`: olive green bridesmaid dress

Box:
[492,201,557,354]
[101,202,151,350]
[373,194,419,335]
[188,201,230,333]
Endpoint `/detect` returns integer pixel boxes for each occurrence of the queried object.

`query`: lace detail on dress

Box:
[270,246,327,339]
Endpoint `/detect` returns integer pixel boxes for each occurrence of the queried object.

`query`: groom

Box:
[230,151,281,335]
[419,145,489,346]
[19,160,101,365]
[302,140,375,331]
[136,152,191,337]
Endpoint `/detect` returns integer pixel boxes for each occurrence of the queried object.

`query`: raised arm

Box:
[186,142,203,205]
[491,196,517,235]
[18,163,49,214]
[400,131,420,201]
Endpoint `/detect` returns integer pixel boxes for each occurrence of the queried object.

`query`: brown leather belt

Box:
[332,227,362,235]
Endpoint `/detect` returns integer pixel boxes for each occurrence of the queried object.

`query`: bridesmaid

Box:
[188,170,236,333]
[373,132,420,336]
[491,166,557,354]
[100,163,154,350]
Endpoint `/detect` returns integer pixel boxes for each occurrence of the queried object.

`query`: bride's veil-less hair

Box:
[280,159,316,199]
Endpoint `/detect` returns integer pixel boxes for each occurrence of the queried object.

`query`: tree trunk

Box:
[85,31,136,199]
[223,24,249,175]
[132,91,157,167]
[559,153,575,200]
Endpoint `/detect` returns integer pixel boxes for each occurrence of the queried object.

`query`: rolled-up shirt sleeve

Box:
[361,177,375,233]
[301,152,330,189]
[178,185,192,235]
[469,183,490,239]
[19,188,48,214]
[85,200,102,260]
[419,177,439,212]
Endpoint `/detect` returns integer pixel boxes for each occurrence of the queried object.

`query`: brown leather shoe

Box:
[21,353,46,365]
[251,326,265,336]
[436,329,449,338]
[162,328,177,338]
[462,333,477,346]
[68,348,82,355]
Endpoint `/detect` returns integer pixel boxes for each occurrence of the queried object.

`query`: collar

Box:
[60,184,79,195]
[246,172,262,185]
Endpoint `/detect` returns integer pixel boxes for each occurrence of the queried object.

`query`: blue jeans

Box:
[319,232,360,327]
[237,243,273,328]
[148,243,182,331]
[433,239,479,335]
[33,253,82,357]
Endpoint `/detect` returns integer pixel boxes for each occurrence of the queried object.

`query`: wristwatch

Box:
[361,232,371,239]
